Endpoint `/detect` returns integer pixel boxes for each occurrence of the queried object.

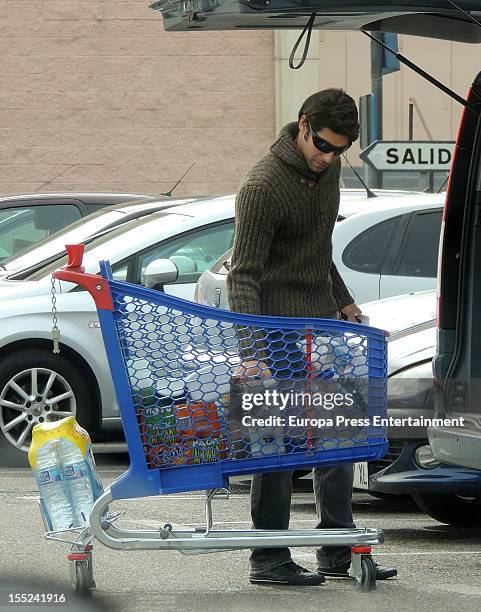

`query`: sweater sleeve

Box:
[227,183,282,362]
[330,262,354,309]
[227,183,281,316]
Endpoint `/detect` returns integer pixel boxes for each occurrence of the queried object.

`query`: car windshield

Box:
[8,212,173,281]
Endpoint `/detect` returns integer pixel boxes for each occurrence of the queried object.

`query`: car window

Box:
[111,262,129,282]
[137,222,235,286]
[0,205,82,262]
[342,217,398,275]
[394,210,443,278]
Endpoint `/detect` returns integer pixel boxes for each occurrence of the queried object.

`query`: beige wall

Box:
[1,3,479,197]
[0,1,275,196]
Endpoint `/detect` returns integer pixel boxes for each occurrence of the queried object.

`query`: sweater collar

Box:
[270,122,336,181]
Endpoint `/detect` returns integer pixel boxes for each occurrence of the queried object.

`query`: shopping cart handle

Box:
[52,244,114,311]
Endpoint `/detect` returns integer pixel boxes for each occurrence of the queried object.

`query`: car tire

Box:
[0,349,95,468]
[412,493,481,527]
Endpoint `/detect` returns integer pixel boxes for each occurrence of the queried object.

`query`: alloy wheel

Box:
[0,368,77,452]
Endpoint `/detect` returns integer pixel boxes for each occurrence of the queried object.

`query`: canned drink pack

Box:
[138,399,229,468]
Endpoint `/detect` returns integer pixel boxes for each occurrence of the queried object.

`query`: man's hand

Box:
[340,302,362,323]
[233,360,272,380]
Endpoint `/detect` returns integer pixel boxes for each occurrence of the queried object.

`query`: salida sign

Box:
[360,141,455,171]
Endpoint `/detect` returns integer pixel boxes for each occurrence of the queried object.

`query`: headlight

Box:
[388,361,434,408]
[414,444,441,469]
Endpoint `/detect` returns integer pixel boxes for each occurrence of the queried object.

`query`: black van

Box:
[151,0,481,472]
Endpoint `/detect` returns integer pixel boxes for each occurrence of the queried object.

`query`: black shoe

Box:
[318,561,397,580]
[250,561,326,586]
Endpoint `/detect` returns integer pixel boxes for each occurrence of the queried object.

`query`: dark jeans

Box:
[250,324,356,571]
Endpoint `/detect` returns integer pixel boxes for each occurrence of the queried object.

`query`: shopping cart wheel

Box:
[358,555,377,592]
[68,553,94,597]
[70,561,91,597]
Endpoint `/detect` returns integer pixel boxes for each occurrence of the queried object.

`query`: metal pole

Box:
[370,32,383,188]
[429,172,435,192]
[408,100,414,140]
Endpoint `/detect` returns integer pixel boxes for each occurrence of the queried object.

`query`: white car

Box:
[196,191,445,308]
[0,196,237,465]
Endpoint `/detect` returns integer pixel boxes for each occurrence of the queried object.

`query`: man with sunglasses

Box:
[227,89,397,586]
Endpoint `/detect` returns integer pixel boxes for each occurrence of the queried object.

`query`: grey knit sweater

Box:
[227,122,353,320]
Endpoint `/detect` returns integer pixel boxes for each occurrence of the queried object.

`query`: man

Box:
[227,89,397,586]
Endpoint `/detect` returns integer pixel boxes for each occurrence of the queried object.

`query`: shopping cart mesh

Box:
[108,282,387,471]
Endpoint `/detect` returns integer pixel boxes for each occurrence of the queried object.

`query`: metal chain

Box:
[50,274,60,353]
[51,274,58,327]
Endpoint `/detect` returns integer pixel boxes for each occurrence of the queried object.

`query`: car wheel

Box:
[0,349,95,467]
[412,493,481,527]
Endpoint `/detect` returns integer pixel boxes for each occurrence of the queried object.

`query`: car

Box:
[0,193,156,263]
[195,191,445,308]
[0,195,238,466]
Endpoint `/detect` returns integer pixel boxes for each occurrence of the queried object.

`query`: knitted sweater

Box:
[227,122,353,320]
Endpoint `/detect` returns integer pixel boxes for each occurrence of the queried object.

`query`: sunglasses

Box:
[307,120,351,156]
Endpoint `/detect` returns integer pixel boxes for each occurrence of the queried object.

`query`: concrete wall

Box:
[0,1,275,196]
[1,3,479,197]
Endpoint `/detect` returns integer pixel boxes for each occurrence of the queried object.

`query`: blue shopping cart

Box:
[51,244,389,594]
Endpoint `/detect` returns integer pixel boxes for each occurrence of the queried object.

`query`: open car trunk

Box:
[150,0,481,43]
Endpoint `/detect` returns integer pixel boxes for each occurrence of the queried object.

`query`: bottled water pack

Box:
[29,417,104,532]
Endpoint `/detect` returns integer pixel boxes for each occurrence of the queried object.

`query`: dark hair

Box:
[298,89,359,143]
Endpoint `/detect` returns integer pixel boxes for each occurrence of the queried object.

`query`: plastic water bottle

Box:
[34,440,75,531]
[58,438,94,527]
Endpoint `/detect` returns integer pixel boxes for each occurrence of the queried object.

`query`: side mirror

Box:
[143,259,179,290]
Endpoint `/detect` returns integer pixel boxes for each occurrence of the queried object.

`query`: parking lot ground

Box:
[1,455,481,612]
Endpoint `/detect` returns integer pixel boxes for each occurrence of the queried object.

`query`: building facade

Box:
[0,2,479,196]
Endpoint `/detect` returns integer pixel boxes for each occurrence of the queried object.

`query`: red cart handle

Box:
[52,244,114,311]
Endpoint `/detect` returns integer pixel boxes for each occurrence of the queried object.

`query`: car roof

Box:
[161,194,236,220]
[151,1,481,44]
[0,192,158,206]
[338,191,445,218]
[159,190,445,223]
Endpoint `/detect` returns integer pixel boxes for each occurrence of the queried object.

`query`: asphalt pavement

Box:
[1,448,481,612]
